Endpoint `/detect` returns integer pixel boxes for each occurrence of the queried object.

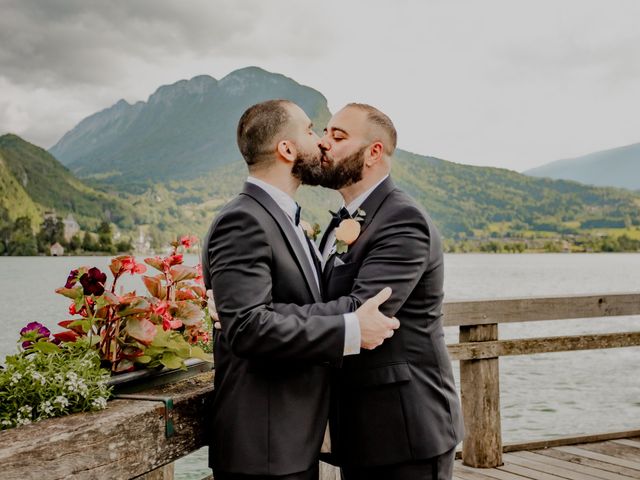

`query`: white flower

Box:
[91,397,108,410]
[18,405,32,415]
[0,419,12,427]
[53,396,69,408]
[39,401,54,416]
[10,372,22,385]
[15,417,32,427]
[32,372,46,386]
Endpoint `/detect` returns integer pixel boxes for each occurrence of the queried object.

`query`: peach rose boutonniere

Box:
[300,220,321,241]
[335,208,366,254]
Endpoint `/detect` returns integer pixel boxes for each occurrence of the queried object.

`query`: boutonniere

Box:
[335,209,366,254]
[300,220,321,241]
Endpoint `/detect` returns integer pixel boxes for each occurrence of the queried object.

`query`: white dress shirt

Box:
[246,177,360,357]
[321,175,390,264]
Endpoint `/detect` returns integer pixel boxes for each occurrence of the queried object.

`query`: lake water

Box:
[1,253,639,479]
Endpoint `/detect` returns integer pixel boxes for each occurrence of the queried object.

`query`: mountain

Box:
[525,143,640,191]
[0,134,135,229]
[50,67,332,183]
[43,67,640,245]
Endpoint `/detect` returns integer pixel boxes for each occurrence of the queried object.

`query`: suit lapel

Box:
[322,177,397,284]
[241,182,322,302]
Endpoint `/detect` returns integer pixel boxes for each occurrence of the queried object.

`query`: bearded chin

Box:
[292,150,324,186]
[319,146,366,190]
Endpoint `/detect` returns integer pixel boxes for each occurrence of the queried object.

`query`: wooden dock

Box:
[1,293,639,479]
[453,437,640,480]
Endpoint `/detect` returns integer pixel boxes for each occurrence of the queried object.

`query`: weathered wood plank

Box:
[448,332,640,360]
[497,462,570,480]
[455,463,525,480]
[443,294,640,327]
[460,324,503,468]
[536,447,640,478]
[610,439,640,449]
[0,372,214,480]
[453,463,507,480]
[319,462,341,480]
[514,451,631,480]
[554,446,640,471]
[576,441,640,462]
[503,430,640,453]
[503,452,603,480]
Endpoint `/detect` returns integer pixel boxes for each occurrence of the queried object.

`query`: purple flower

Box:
[79,267,107,296]
[65,269,79,288]
[19,322,52,348]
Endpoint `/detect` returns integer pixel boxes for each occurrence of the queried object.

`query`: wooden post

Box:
[459,323,503,468]
[135,462,174,479]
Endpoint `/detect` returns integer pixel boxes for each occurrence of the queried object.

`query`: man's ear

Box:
[277,140,296,163]
[366,141,384,167]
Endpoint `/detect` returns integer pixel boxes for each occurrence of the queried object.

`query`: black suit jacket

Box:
[202,182,356,476]
[275,177,464,467]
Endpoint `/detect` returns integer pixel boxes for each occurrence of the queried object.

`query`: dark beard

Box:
[319,145,366,190]
[291,149,324,186]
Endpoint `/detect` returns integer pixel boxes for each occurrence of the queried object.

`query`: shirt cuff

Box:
[343,312,361,356]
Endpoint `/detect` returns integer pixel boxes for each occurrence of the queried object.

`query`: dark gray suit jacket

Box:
[202,182,356,476]
[275,177,464,467]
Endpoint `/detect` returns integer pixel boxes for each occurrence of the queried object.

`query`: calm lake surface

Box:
[1,253,639,479]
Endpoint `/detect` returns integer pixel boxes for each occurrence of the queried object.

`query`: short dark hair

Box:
[236,99,293,169]
[345,103,397,155]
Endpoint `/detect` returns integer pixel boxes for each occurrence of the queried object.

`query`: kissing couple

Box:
[202,101,463,480]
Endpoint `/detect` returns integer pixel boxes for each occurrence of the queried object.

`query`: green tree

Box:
[82,231,97,252]
[69,233,82,252]
[36,216,65,253]
[9,217,38,255]
[96,221,115,253]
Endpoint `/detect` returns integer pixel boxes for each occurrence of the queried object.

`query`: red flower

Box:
[195,263,204,285]
[153,300,169,316]
[121,256,147,275]
[180,235,199,249]
[79,267,107,296]
[162,312,182,331]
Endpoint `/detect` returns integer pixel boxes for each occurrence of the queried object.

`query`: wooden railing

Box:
[1,293,639,479]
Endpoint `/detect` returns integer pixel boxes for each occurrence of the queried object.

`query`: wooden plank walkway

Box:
[453,437,640,480]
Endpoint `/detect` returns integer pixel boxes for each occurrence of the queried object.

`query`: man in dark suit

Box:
[321,103,464,479]
[202,99,400,480]
[274,103,464,479]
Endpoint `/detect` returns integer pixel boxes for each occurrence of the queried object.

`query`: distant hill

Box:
[43,67,640,243]
[0,134,135,229]
[525,143,640,191]
[50,67,332,183]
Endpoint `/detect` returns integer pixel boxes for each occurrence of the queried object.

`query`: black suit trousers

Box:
[340,446,456,480]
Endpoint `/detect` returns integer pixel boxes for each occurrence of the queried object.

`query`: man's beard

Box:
[291,148,324,186]
[319,145,366,190]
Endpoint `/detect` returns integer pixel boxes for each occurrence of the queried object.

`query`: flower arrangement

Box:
[1,235,213,431]
[51,235,212,373]
[0,339,111,430]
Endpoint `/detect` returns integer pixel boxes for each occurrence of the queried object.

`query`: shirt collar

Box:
[246,176,299,223]
[344,175,389,215]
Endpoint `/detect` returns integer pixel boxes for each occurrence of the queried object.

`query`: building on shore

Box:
[50,242,64,256]
[63,214,80,242]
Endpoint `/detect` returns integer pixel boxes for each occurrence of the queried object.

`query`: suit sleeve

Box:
[207,208,346,362]
[349,204,431,317]
[272,204,430,319]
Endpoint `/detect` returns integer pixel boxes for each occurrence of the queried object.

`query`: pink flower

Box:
[180,235,199,249]
[162,312,182,331]
[121,256,147,275]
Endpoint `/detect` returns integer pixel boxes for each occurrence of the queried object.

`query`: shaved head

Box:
[344,103,397,156]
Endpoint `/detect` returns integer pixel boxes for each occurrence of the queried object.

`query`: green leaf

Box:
[335,240,348,254]
[125,318,157,344]
[174,301,205,326]
[142,275,165,299]
[170,265,198,283]
[118,298,150,317]
[32,341,61,354]
[55,286,83,300]
[144,257,165,272]
[160,352,183,370]
[136,355,152,364]
[190,346,213,362]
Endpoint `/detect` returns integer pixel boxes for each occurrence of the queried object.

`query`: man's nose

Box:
[318,136,330,151]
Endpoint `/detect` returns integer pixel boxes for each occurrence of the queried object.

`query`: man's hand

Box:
[207,289,222,331]
[355,287,400,349]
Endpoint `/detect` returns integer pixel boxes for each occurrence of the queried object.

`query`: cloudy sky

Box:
[1,0,639,171]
